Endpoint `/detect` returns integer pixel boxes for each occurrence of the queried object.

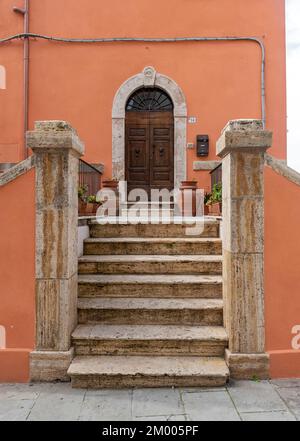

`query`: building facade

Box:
[1,0,300,383]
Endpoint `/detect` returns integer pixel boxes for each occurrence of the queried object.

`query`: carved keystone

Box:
[27,121,84,382]
[217,119,272,379]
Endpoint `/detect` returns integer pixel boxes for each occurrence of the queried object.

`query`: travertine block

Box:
[225,350,270,380]
[27,121,84,381]
[223,251,265,354]
[217,119,272,378]
[36,273,78,352]
[30,348,74,382]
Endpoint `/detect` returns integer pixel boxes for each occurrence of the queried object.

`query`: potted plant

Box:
[78,185,88,215]
[85,195,102,215]
[208,183,222,216]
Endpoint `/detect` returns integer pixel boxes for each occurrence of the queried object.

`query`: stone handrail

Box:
[0,156,35,187]
[265,153,300,187]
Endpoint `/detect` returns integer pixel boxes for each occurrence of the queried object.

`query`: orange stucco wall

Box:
[1,1,297,381]
[0,170,35,382]
[265,167,300,378]
[0,0,286,183]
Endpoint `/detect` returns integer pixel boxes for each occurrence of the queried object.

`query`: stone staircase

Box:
[68,218,229,388]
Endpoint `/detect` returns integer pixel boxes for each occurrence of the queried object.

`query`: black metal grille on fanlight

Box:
[126,88,173,112]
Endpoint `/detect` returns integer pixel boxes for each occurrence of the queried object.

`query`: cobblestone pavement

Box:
[0,379,299,421]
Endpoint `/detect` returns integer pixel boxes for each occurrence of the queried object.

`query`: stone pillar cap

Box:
[26,120,85,156]
[217,119,272,158]
[221,119,263,134]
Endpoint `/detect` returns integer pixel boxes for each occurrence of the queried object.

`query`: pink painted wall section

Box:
[0,169,35,382]
[265,166,300,378]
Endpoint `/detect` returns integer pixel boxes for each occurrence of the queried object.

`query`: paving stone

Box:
[275,387,300,420]
[27,383,85,421]
[271,379,300,388]
[182,390,240,421]
[132,388,184,418]
[181,387,227,393]
[240,410,296,421]
[1,381,300,421]
[227,380,287,413]
[79,390,132,421]
[0,384,40,400]
[0,399,35,421]
[134,414,187,421]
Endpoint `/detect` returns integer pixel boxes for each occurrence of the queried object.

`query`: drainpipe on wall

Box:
[13,0,29,159]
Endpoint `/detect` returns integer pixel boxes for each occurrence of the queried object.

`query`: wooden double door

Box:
[125,111,174,196]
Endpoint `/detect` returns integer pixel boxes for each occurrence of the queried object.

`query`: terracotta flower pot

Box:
[180,180,198,189]
[78,199,86,216]
[92,203,101,215]
[180,180,198,216]
[209,202,222,216]
[102,179,119,190]
[204,205,210,216]
[85,202,95,215]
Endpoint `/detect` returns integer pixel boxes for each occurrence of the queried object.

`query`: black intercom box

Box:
[197,135,209,157]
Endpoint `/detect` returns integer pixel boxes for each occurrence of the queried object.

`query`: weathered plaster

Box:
[112,67,187,189]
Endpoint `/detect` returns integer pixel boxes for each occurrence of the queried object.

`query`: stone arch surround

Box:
[112,67,187,189]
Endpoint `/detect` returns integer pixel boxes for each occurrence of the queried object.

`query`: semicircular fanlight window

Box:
[126,88,173,112]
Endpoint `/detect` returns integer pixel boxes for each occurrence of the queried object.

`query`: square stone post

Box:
[217,120,272,379]
[27,121,84,381]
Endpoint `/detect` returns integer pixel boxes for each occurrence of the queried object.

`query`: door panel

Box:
[126,111,174,195]
[126,121,149,194]
[150,124,174,190]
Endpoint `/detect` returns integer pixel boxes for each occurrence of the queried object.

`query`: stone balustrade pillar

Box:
[26,121,84,381]
[217,119,272,379]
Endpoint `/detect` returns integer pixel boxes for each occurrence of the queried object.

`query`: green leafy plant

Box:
[251,375,261,383]
[78,185,88,201]
[204,192,212,205]
[87,195,97,203]
[209,183,222,204]
[86,195,102,205]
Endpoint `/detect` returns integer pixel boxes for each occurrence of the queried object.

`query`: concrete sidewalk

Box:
[0,379,299,421]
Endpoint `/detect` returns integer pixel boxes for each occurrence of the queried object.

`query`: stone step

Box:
[72,324,228,357]
[78,298,224,325]
[68,355,229,388]
[89,220,219,238]
[78,255,222,275]
[123,201,174,207]
[84,237,222,256]
[119,209,175,217]
[78,274,223,299]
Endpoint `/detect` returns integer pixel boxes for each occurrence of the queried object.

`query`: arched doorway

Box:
[112,67,187,190]
[125,88,174,195]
